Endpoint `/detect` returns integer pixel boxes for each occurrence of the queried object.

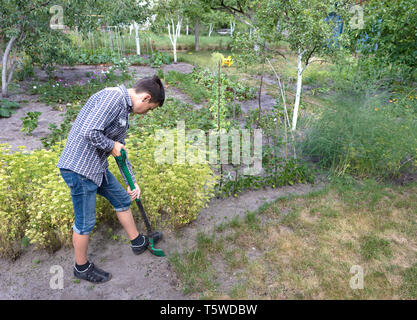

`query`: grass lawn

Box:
[75,31,234,55]
[169,176,417,299]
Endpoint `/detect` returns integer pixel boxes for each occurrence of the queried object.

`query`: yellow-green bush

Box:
[0,132,216,258]
[125,132,217,228]
[0,143,67,257]
[25,170,74,252]
[0,145,31,259]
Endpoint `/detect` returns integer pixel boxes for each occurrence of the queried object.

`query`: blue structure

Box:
[324,12,380,53]
[324,12,344,49]
[355,18,381,53]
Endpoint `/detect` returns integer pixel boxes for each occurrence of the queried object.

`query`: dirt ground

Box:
[0,62,326,299]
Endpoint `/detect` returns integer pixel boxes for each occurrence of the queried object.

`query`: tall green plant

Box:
[20,111,42,135]
[302,93,417,179]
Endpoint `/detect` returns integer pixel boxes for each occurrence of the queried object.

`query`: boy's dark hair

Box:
[133,75,165,107]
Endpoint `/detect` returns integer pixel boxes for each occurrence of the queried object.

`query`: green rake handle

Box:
[115,148,165,257]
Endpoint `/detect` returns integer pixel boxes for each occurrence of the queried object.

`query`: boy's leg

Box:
[97,171,141,239]
[97,170,149,254]
[60,169,98,256]
[73,232,89,265]
[115,208,139,240]
[60,169,111,283]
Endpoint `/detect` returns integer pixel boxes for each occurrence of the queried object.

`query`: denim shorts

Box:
[60,168,131,235]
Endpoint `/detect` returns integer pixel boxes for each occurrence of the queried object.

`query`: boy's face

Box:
[129,90,159,114]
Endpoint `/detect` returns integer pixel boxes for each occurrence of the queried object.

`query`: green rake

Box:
[115,148,165,257]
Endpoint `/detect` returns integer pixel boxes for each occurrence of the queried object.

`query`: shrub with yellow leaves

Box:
[0,130,217,258]
[0,143,69,257]
[125,132,217,229]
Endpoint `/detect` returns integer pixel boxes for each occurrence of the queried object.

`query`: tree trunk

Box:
[230,20,235,37]
[168,17,182,63]
[257,44,266,126]
[217,61,222,187]
[108,28,113,51]
[292,49,304,131]
[194,17,199,51]
[253,29,260,52]
[134,21,141,55]
[168,23,177,63]
[2,35,17,98]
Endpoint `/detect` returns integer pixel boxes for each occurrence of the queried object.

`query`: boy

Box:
[57,75,165,284]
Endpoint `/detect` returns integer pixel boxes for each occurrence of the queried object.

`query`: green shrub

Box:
[20,111,42,135]
[302,93,417,179]
[24,160,74,252]
[0,99,20,118]
[0,143,66,257]
[75,48,119,65]
[15,56,35,81]
[126,132,217,228]
[164,68,256,105]
[0,130,216,257]
[164,70,209,104]
[133,97,215,133]
[384,88,417,119]
[149,50,173,68]
[30,63,131,106]
[190,67,257,101]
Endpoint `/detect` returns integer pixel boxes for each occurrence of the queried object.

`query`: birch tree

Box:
[258,0,350,131]
[133,21,141,55]
[154,0,184,61]
[208,23,213,37]
[167,15,182,63]
[230,19,236,36]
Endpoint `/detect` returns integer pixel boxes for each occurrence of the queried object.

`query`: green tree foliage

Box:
[0,0,150,96]
[247,0,352,131]
[350,0,417,79]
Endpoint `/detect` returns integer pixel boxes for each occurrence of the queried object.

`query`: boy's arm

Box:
[80,91,122,152]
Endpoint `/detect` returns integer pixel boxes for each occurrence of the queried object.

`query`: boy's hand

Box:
[127,183,141,200]
[111,141,126,157]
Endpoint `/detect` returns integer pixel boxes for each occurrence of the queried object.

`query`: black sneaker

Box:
[131,234,149,255]
[73,263,112,283]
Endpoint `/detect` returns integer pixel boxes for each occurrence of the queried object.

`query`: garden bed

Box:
[0,60,323,299]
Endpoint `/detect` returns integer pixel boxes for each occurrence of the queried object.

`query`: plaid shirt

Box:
[57,84,136,187]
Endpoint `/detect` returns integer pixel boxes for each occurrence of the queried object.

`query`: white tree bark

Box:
[134,21,141,55]
[292,49,305,131]
[167,17,182,63]
[253,29,260,53]
[2,35,18,98]
[230,19,235,36]
[208,23,213,37]
[177,16,181,38]
[186,24,189,35]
